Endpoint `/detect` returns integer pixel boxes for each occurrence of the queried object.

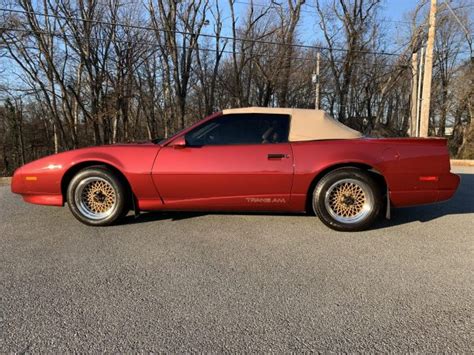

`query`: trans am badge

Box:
[246,198,287,203]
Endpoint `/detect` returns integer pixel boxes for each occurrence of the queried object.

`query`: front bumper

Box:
[11,168,64,206]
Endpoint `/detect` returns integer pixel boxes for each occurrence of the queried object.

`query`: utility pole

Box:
[416,47,425,137]
[313,52,321,109]
[410,52,419,137]
[420,0,437,137]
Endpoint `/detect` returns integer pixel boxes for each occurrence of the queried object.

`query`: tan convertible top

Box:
[222,107,362,142]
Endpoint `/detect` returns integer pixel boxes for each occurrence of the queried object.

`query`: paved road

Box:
[1,167,473,352]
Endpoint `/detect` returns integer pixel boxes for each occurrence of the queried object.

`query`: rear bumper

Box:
[390,172,460,207]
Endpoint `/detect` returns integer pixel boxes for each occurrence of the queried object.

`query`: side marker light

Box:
[419,176,438,182]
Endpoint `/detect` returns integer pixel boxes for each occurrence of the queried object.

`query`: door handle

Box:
[267,153,289,160]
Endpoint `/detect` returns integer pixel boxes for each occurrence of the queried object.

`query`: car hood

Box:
[13,143,160,176]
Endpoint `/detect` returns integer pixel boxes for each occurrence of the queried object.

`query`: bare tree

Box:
[0,0,472,175]
[148,0,209,130]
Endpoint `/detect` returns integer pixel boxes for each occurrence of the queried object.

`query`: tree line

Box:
[0,0,472,175]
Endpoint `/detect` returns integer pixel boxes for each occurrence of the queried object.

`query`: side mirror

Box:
[171,136,186,149]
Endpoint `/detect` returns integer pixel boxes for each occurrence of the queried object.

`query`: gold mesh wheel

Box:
[328,181,366,218]
[75,177,117,220]
[323,178,374,224]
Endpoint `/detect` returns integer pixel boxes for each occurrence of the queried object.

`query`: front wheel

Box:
[67,167,127,226]
[312,168,382,231]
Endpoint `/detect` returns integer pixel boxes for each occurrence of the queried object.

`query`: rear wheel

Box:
[67,167,127,226]
[312,168,382,231]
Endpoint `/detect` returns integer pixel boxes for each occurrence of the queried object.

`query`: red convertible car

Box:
[11,107,460,231]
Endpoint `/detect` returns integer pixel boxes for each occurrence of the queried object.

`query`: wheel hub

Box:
[76,177,117,219]
[342,194,355,206]
[93,191,107,203]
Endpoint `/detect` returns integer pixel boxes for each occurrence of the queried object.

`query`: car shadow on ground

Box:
[373,173,474,230]
[117,210,305,225]
[118,210,206,224]
[118,173,474,230]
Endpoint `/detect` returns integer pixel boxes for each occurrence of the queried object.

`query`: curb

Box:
[451,160,474,167]
[0,177,11,185]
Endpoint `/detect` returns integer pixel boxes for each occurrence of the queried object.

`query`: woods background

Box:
[0,0,472,176]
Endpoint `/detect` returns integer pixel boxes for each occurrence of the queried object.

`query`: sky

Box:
[383,0,418,21]
[1,0,425,95]
[222,0,471,58]
[1,0,471,93]
[214,0,426,55]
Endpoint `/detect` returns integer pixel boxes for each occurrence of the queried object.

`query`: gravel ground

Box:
[1,167,473,352]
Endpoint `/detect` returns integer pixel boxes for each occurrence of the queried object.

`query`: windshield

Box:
[150,126,188,145]
[152,112,222,145]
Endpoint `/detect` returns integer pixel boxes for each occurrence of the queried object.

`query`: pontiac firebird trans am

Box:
[11,107,460,231]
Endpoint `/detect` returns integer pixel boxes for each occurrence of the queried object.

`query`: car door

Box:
[152,113,294,211]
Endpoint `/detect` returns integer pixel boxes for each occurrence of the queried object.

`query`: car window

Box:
[185,113,290,146]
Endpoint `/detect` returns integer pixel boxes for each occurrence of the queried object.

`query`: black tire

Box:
[312,168,382,231]
[67,166,127,226]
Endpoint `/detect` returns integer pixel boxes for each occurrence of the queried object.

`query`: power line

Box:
[443,0,473,56]
[4,20,470,64]
[0,7,404,57]
[0,25,412,69]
